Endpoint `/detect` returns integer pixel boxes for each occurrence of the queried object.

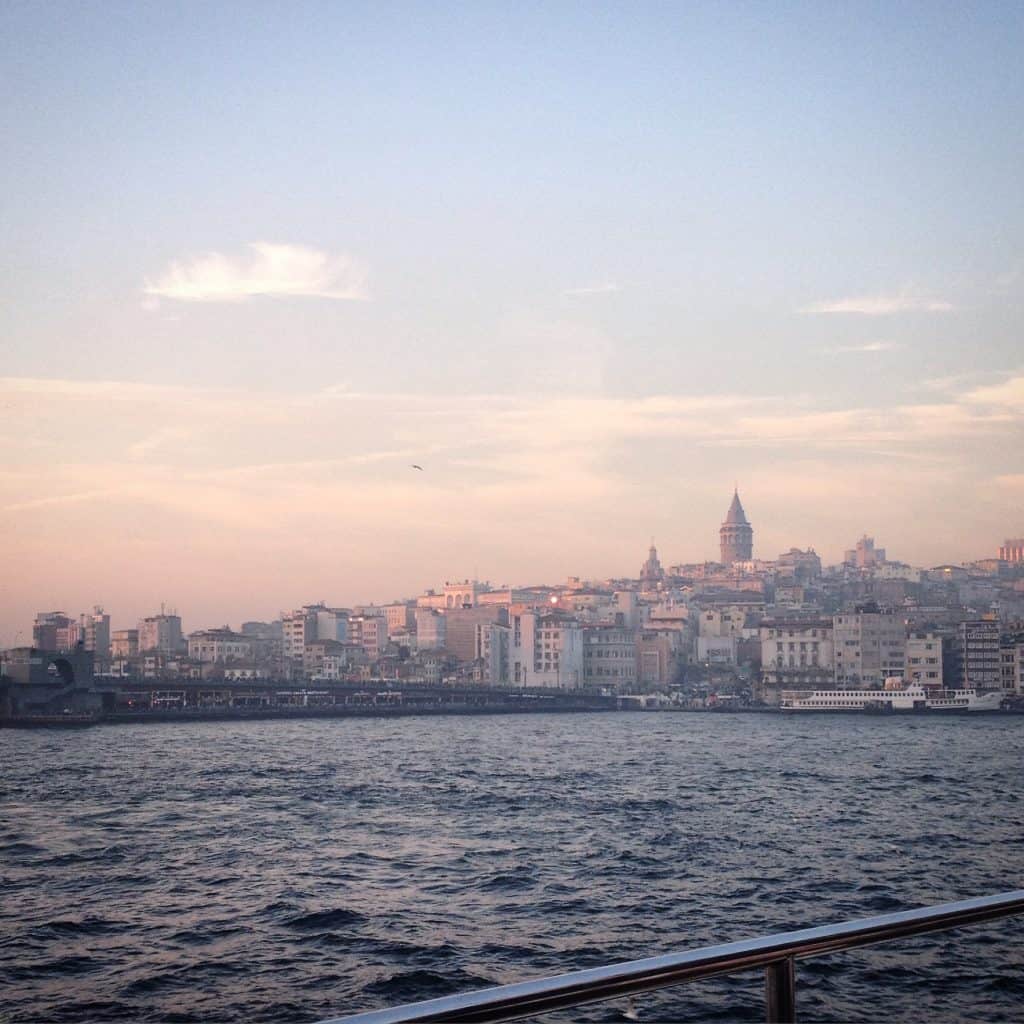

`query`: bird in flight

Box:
[411,464,423,471]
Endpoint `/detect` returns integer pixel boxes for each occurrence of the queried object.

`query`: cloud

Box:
[824,341,900,354]
[562,283,620,296]
[991,267,1021,295]
[799,288,955,315]
[144,242,369,302]
[128,426,194,460]
[962,374,1024,408]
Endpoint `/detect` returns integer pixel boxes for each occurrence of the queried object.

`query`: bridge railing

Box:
[318,889,1024,1024]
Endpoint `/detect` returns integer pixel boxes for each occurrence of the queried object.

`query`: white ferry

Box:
[780,681,1003,713]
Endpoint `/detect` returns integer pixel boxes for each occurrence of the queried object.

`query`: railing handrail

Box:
[319,888,1024,1024]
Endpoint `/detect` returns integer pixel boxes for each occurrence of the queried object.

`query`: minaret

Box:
[719,489,753,563]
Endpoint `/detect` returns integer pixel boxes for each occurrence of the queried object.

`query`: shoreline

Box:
[4,704,1023,728]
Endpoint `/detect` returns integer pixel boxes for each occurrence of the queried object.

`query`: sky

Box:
[1,1,1022,642]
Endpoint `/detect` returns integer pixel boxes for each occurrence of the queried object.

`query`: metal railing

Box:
[319,889,1024,1024]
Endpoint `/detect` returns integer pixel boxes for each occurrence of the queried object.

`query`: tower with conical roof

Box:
[719,489,753,563]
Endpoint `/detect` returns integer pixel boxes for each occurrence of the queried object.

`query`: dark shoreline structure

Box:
[2,646,1019,728]
[0,646,624,727]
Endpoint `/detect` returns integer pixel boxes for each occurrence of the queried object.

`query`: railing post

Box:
[765,956,796,1023]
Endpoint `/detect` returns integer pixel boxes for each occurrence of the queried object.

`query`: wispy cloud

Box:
[962,373,1024,408]
[128,426,194,460]
[799,288,955,315]
[991,267,1021,295]
[824,340,900,354]
[563,282,620,296]
[144,242,369,302]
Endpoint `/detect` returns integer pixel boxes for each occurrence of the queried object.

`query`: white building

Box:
[833,606,905,688]
[510,610,583,688]
[282,607,319,661]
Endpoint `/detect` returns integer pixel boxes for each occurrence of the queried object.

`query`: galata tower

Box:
[719,489,753,563]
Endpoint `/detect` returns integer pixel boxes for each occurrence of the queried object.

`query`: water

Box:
[2,713,1023,1023]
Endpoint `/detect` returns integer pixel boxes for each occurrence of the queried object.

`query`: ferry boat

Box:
[780,681,1003,713]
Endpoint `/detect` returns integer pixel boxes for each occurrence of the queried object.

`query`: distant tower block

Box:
[720,489,753,563]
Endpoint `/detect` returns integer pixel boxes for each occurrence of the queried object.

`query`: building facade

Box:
[187,629,253,663]
[759,618,834,703]
[905,633,943,688]
[833,606,905,688]
[509,610,583,688]
[138,613,184,655]
[582,624,636,689]
[956,619,1001,688]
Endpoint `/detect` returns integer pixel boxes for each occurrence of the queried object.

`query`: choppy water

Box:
[2,713,1023,1023]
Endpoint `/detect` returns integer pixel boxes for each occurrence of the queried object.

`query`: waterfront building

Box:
[905,633,944,688]
[582,623,637,689]
[138,612,184,655]
[509,609,583,687]
[832,604,905,688]
[758,618,835,704]
[1000,637,1024,694]
[636,630,679,686]
[719,490,754,564]
[999,538,1024,564]
[955,618,1001,689]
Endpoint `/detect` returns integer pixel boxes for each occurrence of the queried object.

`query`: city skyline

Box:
[4,495,1021,648]
[2,3,1022,645]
